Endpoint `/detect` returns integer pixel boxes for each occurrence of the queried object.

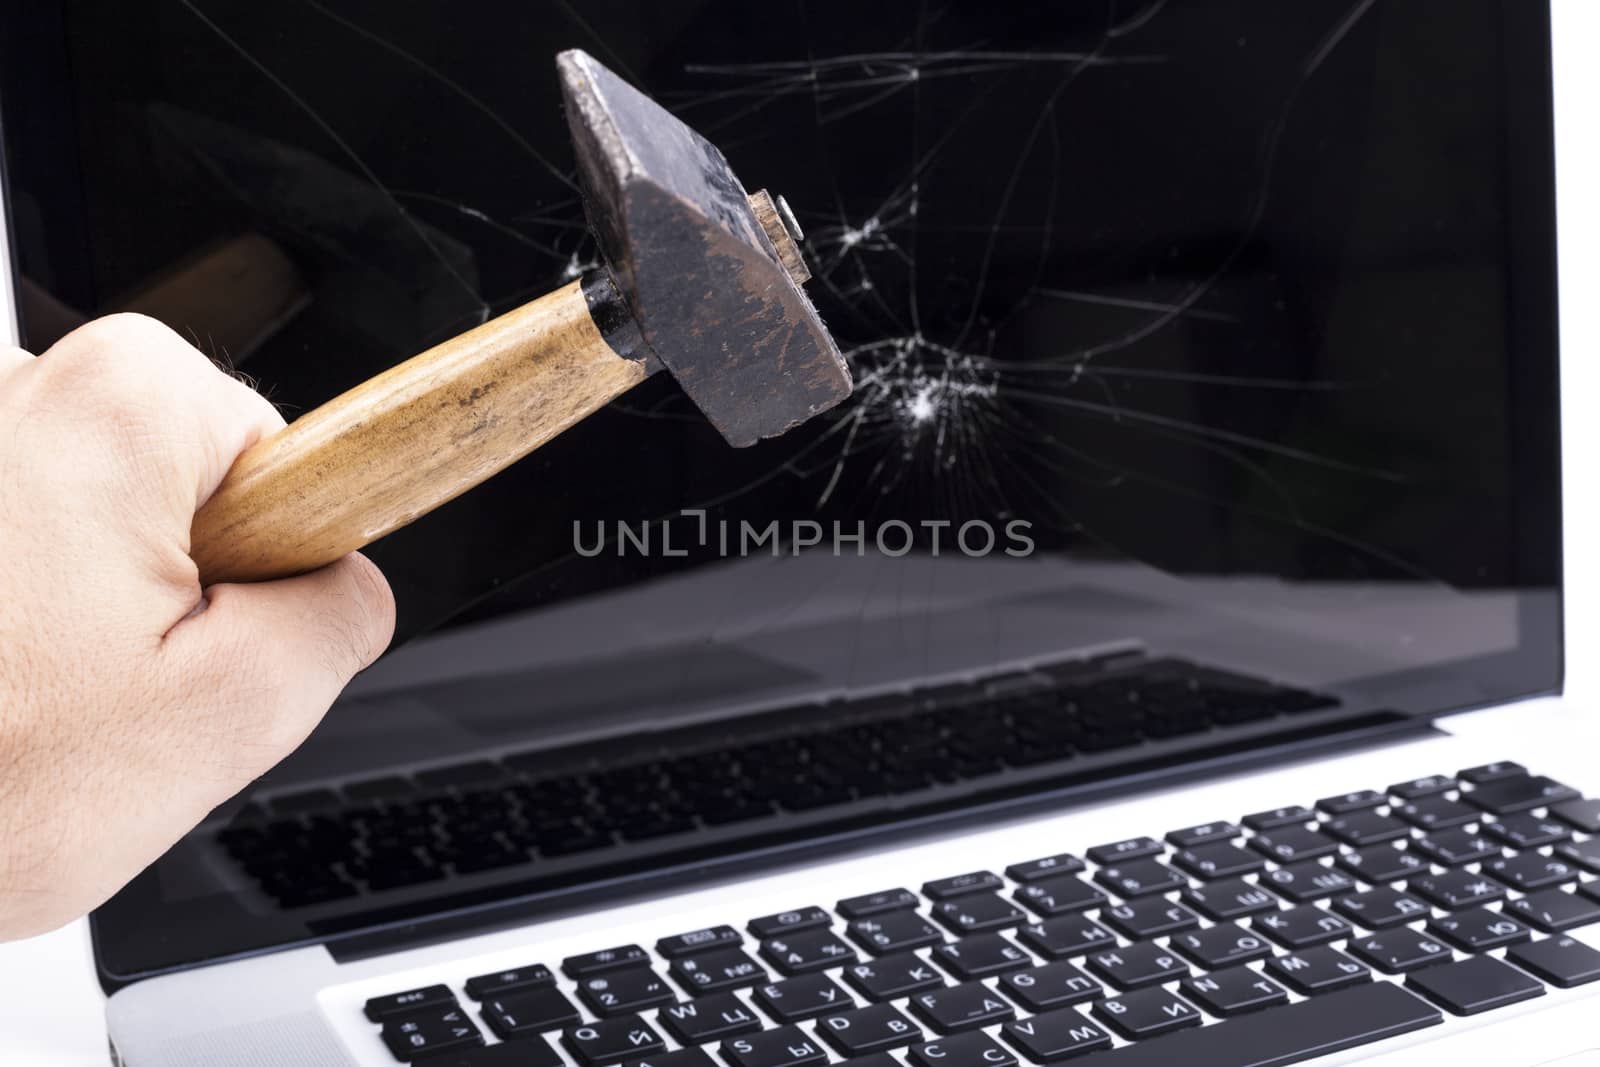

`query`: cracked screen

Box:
[3,0,1562,976]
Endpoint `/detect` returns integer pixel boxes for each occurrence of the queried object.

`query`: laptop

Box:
[2,1,1594,1064]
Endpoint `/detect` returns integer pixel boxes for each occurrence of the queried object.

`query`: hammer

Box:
[188,49,851,585]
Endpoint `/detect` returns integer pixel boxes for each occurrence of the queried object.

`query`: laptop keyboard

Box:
[356,761,1600,1065]
[219,658,1338,909]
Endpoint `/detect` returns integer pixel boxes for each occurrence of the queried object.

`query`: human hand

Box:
[0,314,394,939]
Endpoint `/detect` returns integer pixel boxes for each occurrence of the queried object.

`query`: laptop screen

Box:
[0,0,1560,982]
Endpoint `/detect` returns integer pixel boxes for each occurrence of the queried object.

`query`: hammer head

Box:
[557,50,852,447]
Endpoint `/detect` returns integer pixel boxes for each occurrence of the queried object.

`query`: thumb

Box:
[162,553,396,771]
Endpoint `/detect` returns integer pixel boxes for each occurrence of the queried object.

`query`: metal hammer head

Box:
[557,50,852,447]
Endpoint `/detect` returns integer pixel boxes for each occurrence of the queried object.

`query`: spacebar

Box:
[1094,982,1442,1066]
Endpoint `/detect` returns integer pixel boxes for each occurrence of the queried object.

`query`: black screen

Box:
[0,0,1562,983]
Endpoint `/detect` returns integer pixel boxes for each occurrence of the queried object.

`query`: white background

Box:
[1,3,1597,1062]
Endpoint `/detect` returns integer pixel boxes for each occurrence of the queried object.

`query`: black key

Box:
[1427,907,1531,952]
[998,962,1101,1012]
[910,982,1016,1034]
[382,1005,483,1061]
[1252,905,1352,949]
[1389,775,1455,800]
[760,929,858,975]
[1171,923,1272,969]
[564,1016,667,1067]
[1324,811,1409,847]
[1178,967,1288,1017]
[366,985,455,1022]
[1017,916,1118,959]
[933,893,1025,935]
[1006,854,1085,883]
[434,1036,563,1067]
[658,926,742,959]
[1086,837,1163,865]
[1505,887,1600,932]
[1084,942,1189,990]
[1250,826,1338,864]
[838,889,918,918]
[1182,878,1277,921]
[1260,861,1356,904]
[843,953,944,1003]
[1557,837,1600,873]
[1091,987,1201,1040]
[1242,805,1313,831]
[1093,859,1184,898]
[1001,1008,1113,1063]
[1348,930,1453,973]
[1101,898,1199,940]
[932,935,1031,981]
[1550,797,1600,833]
[816,1004,924,1057]
[1172,842,1263,880]
[563,945,651,978]
[1396,796,1477,831]
[636,1051,717,1067]
[1316,790,1385,815]
[657,993,763,1044]
[1337,844,1427,883]
[749,907,831,940]
[670,949,767,996]
[1459,761,1526,784]
[721,1026,827,1067]
[1263,946,1371,995]
[1413,829,1498,867]
[838,1056,897,1067]
[480,988,581,1039]
[580,969,675,1016]
[1062,982,1441,1066]
[1407,955,1544,1016]
[1330,887,1429,929]
[751,974,850,1023]
[1485,813,1571,849]
[1014,876,1106,918]
[1465,775,1579,814]
[1508,935,1600,986]
[1166,821,1240,848]
[1486,853,1578,892]
[908,1032,1016,1067]
[923,872,1003,899]
[464,965,555,1000]
[849,911,943,954]
[1408,869,1504,910]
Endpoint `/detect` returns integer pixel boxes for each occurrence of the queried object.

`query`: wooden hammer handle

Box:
[189,278,649,585]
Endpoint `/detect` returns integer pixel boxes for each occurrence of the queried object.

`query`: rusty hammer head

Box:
[556,49,851,447]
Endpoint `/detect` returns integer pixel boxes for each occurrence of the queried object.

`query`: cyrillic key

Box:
[657,993,763,1044]
[908,1031,1016,1067]
[721,1026,828,1067]
[844,953,944,1002]
[997,962,1101,1012]
[564,1016,667,1066]
[1091,987,1201,1040]
[752,974,851,1023]
[1000,1009,1112,1062]
[1505,887,1600,932]
[1072,981,1440,1065]
[910,982,1015,1033]
[1427,907,1531,952]
[816,1003,924,1057]
[1178,966,1288,1017]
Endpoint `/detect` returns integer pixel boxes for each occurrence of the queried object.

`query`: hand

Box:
[0,314,395,939]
